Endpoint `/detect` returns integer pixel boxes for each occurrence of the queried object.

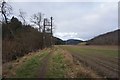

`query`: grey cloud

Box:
[10,2,118,40]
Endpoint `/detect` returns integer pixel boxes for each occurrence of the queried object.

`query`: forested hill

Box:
[65,39,83,45]
[86,29,119,45]
[54,38,83,45]
[54,37,65,45]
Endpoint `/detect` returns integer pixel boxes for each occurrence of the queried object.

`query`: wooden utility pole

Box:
[43,18,46,48]
[50,17,53,46]
[42,17,53,48]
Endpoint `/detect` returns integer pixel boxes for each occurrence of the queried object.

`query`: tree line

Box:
[0,0,54,63]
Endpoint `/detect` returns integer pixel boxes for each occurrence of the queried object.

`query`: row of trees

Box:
[1,0,54,63]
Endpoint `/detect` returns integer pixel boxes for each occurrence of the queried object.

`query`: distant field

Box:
[3,45,118,79]
[60,45,118,78]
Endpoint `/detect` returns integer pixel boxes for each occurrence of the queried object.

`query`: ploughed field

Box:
[3,45,118,79]
[60,45,118,78]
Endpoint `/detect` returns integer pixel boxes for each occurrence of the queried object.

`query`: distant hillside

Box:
[65,39,83,45]
[87,29,119,45]
[54,37,65,45]
[53,38,83,45]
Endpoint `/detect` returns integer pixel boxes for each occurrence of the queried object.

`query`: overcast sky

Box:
[7,0,119,41]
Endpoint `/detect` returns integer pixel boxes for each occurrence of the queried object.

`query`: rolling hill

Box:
[65,39,83,45]
[86,29,119,45]
[54,37,83,45]
[54,37,65,45]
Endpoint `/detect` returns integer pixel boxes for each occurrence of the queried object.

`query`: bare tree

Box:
[0,0,12,23]
[30,12,44,32]
[18,9,26,25]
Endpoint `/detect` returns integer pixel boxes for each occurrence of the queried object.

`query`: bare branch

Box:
[18,9,26,25]
[30,12,44,32]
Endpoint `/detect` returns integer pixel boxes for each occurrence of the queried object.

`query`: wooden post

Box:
[50,17,53,47]
[43,18,46,48]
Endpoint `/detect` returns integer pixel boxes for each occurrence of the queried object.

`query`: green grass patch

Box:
[15,50,49,78]
[47,49,66,78]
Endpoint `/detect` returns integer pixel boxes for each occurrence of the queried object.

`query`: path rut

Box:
[37,50,52,78]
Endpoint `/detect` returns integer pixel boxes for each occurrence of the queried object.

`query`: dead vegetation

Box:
[60,45,118,79]
[59,47,103,79]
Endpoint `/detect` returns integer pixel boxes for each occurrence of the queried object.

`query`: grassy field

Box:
[60,45,118,78]
[2,45,118,79]
[61,45,118,57]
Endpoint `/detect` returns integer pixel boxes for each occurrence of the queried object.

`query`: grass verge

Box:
[47,47,66,78]
[3,49,50,78]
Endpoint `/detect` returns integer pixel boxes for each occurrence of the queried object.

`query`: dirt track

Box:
[38,50,52,78]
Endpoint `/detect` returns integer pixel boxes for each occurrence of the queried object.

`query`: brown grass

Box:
[60,47,104,79]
